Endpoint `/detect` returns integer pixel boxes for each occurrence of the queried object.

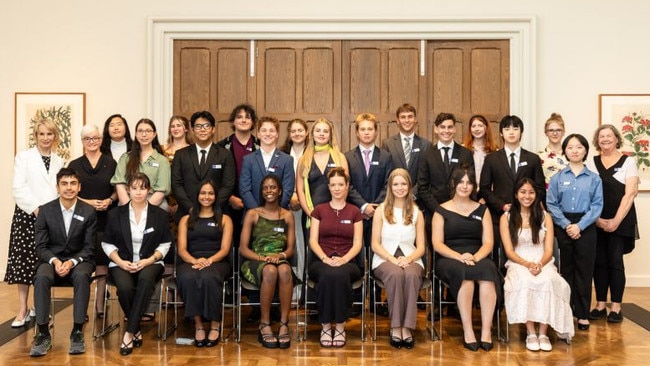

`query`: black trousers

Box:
[555,214,596,321]
[110,264,163,333]
[34,261,95,325]
[593,229,628,303]
[308,261,361,324]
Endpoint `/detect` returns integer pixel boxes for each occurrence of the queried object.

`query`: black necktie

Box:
[442,147,450,167]
[510,152,517,176]
[200,149,207,169]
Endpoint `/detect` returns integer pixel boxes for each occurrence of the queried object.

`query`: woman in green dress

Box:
[240,174,296,349]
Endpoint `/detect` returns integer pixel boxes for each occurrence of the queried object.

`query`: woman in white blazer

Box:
[6,118,64,327]
[370,168,425,349]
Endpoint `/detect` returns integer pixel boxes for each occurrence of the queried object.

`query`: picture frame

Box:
[599,93,650,191]
[14,92,86,161]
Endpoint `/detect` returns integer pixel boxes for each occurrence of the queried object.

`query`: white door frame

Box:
[147,16,536,146]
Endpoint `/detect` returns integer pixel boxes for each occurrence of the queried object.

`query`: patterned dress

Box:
[538,147,568,188]
[504,226,575,336]
[240,215,290,286]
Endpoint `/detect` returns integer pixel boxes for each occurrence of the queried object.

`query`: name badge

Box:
[614,167,621,172]
[246,147,253,151]
[212,164,222,169]
[207,222,216,227]
[450,158,459,163]
[371,161,379,166]
[340,219,352,224]
[143,227,155,234]
[148,162,160,167]
[471,215,482,221]
[518,161,528,167]
[412,148,421,153]
[73,214,85,222]
[273,227,285,233]
[327,163,337,168]
[268,167,276,173]
[562,181,571,186]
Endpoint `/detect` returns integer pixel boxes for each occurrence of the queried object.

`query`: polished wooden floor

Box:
[1,283,649,366]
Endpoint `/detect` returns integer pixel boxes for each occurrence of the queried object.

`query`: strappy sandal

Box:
[320,328,333,348]
[133,331,143,348]
[194,327,206,347]
[332,328,346,348]
[205,328,220,347]
[120,338,133,356]
[277,321,291,349]
[258,323,278,349]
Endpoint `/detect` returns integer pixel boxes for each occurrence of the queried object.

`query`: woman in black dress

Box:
[432,168,500,352]
[68,124,117,317]
[176,180,232,347]
[7,118,64,327]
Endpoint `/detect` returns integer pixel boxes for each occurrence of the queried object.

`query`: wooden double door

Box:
[173,39,509,150]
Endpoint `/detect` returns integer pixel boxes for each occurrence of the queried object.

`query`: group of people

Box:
[6,103,638,357]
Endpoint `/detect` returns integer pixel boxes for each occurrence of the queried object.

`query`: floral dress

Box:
[538,147,568,188]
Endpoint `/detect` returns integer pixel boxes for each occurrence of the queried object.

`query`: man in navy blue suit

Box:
[346,113,392,315]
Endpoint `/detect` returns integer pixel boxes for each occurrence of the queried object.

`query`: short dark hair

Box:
[56,167,80,184]
[229,104,257,131]
[449,168,478,201]
[434,112,457,127]
[562,133,590,162]
[127,172,151,189]
[499,115,524,134]
[190,111,216,127]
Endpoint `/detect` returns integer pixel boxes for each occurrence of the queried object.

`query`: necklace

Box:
[329,201,345,217]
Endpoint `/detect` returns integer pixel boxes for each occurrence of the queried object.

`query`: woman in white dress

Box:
[500,178,574,352]
[370,168,425,349]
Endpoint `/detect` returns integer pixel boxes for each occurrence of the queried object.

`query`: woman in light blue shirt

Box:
[547,134,603,331]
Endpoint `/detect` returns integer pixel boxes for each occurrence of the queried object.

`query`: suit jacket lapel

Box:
[394,136,408,168]
[119,207,134,257]
[188,147,202,178]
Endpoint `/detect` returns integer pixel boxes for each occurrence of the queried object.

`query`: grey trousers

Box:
[374,261,423,329]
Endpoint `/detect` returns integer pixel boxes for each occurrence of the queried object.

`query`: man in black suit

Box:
[381,103,432,203]
[418,112,475,226]
[345,113,393,315]
[30,168,97,357]
[479,115,545,263]
[171,110,236,221]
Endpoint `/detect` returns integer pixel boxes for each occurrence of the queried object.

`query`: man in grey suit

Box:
[30,167,97,357]
[381,103,432,204]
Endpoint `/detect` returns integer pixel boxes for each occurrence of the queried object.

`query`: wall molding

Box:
[148,16,536,146]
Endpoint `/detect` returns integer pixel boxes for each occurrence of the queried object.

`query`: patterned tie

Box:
[200,149,207,169]
[363,149,371,175]
[403,137,412,166]
[510,152,517,176]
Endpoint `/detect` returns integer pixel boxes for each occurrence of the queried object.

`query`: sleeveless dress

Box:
[435,205,502,300]
[504,226,575,336]
[240,216,290,286]
[307,155,337,207]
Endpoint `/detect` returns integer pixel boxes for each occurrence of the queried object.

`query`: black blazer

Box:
[345,146,392,209]
[381,133,432,199]
[102,204,172,262]
[418,143,475,216]
[34,198,97,266]
[479,148,545,218]
[171,143,236,220]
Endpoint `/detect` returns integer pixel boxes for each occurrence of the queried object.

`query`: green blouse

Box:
[110,151,171,195]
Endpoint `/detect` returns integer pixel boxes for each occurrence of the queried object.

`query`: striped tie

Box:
[404,137,411,166]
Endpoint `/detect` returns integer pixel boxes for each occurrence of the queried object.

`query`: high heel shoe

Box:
[11,313,31,328]
[120,338,133,356]
[205,328,220,347]
[463,339,479,352]
[389,329,402,349]
[277,321,291,349]
[258,323,278,349]
[577,320,590,331]
[133,331,143,348]
[194,328,206,347]
[480,341,493,351]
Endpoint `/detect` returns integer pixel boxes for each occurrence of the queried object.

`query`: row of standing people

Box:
[7,104,638,355]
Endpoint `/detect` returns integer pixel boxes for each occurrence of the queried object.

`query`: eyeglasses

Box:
[546,129,563,134]
[193,123,212,131]
[82,137,101,143]
[136,129,155,135]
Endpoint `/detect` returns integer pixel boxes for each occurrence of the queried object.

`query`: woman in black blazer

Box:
[102,172,172,356]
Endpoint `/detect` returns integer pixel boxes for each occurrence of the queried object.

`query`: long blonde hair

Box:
[383,168,415,225]
[298,118,343,178]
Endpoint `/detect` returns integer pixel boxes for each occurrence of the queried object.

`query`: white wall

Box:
[1,0,649,285]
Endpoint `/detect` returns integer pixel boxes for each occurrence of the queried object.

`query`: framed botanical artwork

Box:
[14,92,86,161]
[599,93,650,191]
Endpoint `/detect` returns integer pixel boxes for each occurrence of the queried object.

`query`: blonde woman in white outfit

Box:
[371,168,425,349]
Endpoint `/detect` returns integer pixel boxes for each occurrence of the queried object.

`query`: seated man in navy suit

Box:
[31,167,97,357]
